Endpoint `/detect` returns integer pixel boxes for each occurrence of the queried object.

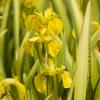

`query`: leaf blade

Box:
[74,2,90,100]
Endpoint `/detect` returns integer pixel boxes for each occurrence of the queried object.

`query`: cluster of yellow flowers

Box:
[24,8,63,58]
[24,7,72,94]
[34,60,72,93]
[25,8,63,34]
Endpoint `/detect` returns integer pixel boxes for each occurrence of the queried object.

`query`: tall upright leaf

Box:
[65,0,83,36]
[76,0,89,14]
[74,2,90,100]
[13,0,20,58]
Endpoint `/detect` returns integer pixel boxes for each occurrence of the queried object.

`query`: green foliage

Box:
[0,0,100,100]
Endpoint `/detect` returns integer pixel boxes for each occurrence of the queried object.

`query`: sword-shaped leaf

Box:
[65,0,83,36]
[74,2,90,100]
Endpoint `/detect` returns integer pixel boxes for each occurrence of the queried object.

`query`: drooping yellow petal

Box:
[48,40,61,57]
[61,71,72,88]
[34,74,46,93]
[0,78,26,100]
[48,18,63,35]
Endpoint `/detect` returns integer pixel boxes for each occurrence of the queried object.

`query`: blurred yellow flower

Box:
[34,74,46,93]
[44,8,63,35]
[61,71,72,88]
[24,8,63,35]
[48,18,63,35]
[0,78,26,100]
[48,40,61,57]
[34,63,71,93]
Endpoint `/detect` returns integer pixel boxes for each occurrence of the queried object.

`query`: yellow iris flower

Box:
[24,8,63,36]
[34,64,72,93]
[44,8,63,35]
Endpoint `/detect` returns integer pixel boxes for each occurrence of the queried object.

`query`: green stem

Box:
[13,32,31,79]
[35,43,47,69]
[25,60,39,87]
[46,76,52,99]
[13,0,20,58]
[53,76,58,100]
[0,0,10,55]
[0,0,11,77]
[30,82,39,100]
